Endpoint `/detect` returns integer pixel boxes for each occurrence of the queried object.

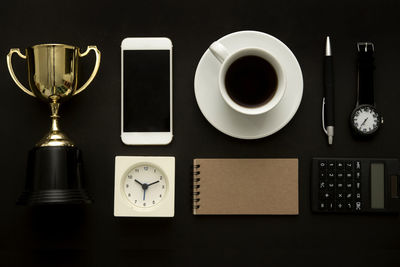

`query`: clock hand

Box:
[361,118,368,126]
[147,180,160,187]
[143,188,147,201]
[135,179,143,186]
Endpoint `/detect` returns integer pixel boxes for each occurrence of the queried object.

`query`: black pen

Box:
[322,36,335,145]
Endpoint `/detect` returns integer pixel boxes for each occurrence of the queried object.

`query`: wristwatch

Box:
[350,42,383,136]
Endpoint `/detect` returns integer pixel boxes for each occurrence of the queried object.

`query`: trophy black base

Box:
[17,146,92,205]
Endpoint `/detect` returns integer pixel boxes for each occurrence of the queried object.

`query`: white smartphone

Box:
[121,37,173,145]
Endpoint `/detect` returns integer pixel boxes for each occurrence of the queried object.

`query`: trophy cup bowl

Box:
[7,44,101,205]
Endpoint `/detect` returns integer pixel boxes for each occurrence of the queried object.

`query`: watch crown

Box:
[381,117,384,124]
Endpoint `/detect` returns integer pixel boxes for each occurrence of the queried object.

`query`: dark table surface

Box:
[1,0,400,266]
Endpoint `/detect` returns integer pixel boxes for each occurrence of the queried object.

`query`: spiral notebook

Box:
[193,158,298,215]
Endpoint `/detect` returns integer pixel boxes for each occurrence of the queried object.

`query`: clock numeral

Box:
[159,194,162,198]
[128,174,132,179]
[135,169,139,173]
[162,185,165,189]
[128,193,131,197]
[160,176,163,180]
[144,166,149,171]
[152,200,155,204]
[134,199,137,203]
[126,184,129,188]
[143,202,146,207]
[154,169,157,173]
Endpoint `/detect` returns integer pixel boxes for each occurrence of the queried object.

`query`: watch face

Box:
[123,164,167,208]
[351,105,382,135]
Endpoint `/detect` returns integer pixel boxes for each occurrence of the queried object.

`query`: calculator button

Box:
[319,161,327,169]
[355,161,361,170]
[314,159,365,214]
[346,182,353,189]
[328,171,335,179]
[346,172,353,179]
[355,182,361,190]
[321,192,333,200]
[336,182,344,189]
[346,202,353,210]
[336,161,344,170]
[328,161,335,170]
[345,162,353,170]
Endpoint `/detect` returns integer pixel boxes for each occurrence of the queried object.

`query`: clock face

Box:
[123,164,167,208]
[351,105,381,135]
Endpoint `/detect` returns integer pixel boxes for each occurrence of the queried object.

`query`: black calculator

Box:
[311,158,400,213]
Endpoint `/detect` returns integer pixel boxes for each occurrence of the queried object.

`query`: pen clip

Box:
[322,97,328,135]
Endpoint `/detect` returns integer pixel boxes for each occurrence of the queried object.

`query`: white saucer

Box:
[194,31,303,139]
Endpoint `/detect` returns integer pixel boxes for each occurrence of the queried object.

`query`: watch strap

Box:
[357,42,375,105]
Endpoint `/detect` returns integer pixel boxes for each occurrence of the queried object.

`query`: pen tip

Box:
[325,36,332,56]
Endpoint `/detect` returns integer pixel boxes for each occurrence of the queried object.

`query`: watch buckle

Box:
[357,42,374,52]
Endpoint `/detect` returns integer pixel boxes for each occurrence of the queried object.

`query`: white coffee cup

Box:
[209,41,286,116]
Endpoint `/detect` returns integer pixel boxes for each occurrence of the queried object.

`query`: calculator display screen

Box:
[371,163,385,209]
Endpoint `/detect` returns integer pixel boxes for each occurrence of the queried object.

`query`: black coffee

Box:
[225,55,278,107]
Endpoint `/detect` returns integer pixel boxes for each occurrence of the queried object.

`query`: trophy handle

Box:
[6,48,35,97]
[74,46,101,96]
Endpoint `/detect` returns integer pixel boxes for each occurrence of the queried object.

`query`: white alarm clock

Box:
[114,156,175,217]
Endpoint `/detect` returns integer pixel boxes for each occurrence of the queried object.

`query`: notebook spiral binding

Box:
[193,164,201,211]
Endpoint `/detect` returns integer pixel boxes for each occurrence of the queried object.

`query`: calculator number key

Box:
[346,202,353,210]
[336,161,344,170]
[328,161,335,170]
[345,162,353,170]
[320,192,333,200]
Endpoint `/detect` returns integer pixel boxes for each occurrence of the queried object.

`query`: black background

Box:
[1,0,400,266]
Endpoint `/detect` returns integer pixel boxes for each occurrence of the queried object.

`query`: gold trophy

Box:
[7,44,101,205]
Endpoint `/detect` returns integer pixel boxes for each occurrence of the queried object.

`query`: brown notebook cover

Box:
[193,158,298,215]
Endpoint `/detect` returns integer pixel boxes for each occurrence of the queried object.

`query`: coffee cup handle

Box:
[6,48,35,97]
[74,45,101,96]
[209,42,230,63]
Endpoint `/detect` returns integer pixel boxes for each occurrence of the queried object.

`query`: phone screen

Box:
[123,50,170,132]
